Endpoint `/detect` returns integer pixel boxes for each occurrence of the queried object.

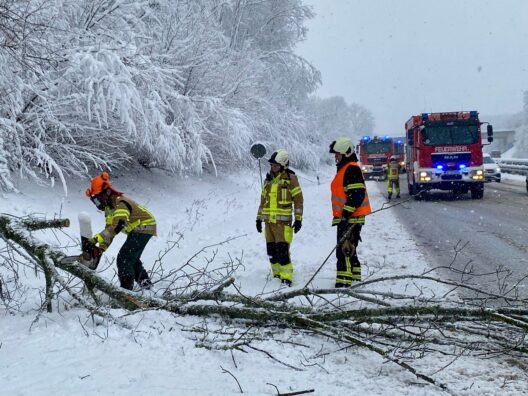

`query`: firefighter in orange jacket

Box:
[256,149,303,286]
[85,172,157,290]
[329,137,372,287]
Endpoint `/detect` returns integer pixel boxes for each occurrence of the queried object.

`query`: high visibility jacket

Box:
[95,195,157,250]
[387,162,400,180]
[257,170,303,224]
[331,162,371,225]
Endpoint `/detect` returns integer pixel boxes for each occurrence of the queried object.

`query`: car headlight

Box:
[496,167,501,172]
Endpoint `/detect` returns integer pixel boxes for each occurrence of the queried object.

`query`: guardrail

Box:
[496,158,528,176]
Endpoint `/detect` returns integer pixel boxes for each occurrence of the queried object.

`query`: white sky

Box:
[296,0,528,133]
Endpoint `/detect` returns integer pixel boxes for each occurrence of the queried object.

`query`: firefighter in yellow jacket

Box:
[85,172,157,290]
[329,137,372,287]
[386,155,402,200]
[256,149,303,286]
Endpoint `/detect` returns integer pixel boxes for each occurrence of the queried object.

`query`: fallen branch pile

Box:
[2,214,528,392]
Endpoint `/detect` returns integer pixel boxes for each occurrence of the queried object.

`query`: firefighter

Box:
[256,149,303,286]
[329,137,372,287]
[85,172,157,290]
[386,155,402,200]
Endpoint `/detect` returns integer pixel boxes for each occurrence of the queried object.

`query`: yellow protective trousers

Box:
[264,222,293,282]
[387,178,400,195]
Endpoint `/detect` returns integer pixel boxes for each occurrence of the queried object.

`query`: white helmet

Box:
[268,149,289,167]
[329,137,353,157]
[390,155,397,161]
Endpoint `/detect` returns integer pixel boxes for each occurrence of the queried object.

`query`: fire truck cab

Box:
[392,137,406,173]
[405,111,493,200]
[357,135,394,180]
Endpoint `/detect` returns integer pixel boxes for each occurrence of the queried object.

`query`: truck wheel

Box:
[413,184,423,200]
[470,186,484,199]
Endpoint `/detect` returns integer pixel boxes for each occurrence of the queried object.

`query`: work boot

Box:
[334,282,347,288]
[281,279,292,287]
[387,192,392,200]
[396,194,400,199]
[138,278,153,290]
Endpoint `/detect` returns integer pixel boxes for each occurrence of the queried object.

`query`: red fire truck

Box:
[357,135,394,180]
[392,137,406,172]
[405,111,493,199]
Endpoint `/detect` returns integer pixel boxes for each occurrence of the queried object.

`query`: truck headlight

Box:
[496,167,501,172]
[476,170,483,176]
[419,171,431,182]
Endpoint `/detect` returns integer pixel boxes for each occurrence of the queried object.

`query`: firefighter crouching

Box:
[86,172,156,290]
[329,137,372,287]
[256,149,303,286]
[386,155,401,200]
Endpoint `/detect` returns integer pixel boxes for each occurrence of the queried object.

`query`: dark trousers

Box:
[117,232,152,290]
[336,223,362,286]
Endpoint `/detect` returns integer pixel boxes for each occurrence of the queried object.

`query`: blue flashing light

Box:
[459,164,466,169]
[469,111,478,117]
[421,113,429,121]
[436,165,444,170]
[396,140,402,144]
[384,135,390,140]
[363,135,370,141]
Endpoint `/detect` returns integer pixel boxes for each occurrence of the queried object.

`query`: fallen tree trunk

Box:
[2,214,528,392]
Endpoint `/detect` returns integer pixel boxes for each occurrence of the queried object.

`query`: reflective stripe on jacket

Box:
[257,171,303,224]
[331,162,372,224]
[95,195,157,249]
[387,162,400,180]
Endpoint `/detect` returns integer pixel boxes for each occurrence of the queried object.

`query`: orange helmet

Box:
[85,172,122,197]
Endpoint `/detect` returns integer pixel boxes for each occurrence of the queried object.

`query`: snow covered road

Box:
[391,174,528,299]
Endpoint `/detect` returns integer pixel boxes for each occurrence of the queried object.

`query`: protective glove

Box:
[341,239,355,256]
[293,220,302,233]
[256,219,263,233]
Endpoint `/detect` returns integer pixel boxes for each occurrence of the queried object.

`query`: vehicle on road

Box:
[392,137,406,173]
[357,135,394,180]
[483,153,501,182]
[405,111,493,199]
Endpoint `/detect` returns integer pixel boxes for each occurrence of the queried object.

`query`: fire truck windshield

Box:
[363,141,391,154]
[421,124,478,145]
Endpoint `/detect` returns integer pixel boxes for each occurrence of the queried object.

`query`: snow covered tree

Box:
[513,91,528,157]
[303,96,375,161]
[0,0,323,191]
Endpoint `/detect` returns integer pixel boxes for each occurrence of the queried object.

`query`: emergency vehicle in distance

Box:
[405,111,493,200]
[357,135,395,180]
[392,137,406,172]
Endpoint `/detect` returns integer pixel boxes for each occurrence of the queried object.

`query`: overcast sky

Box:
[296,0,528,133]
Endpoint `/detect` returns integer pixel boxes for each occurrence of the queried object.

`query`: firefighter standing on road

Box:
[256,150,303,286]
[386,155,402,200]
[329,137,372,287]
[86,172,156,290]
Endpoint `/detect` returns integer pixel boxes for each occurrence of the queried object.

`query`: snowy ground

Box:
[1,166,527,395]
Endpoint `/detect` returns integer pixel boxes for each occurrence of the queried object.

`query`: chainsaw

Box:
[61,212,102,270]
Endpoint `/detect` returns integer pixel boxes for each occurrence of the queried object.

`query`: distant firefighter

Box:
[386,156,402,199]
